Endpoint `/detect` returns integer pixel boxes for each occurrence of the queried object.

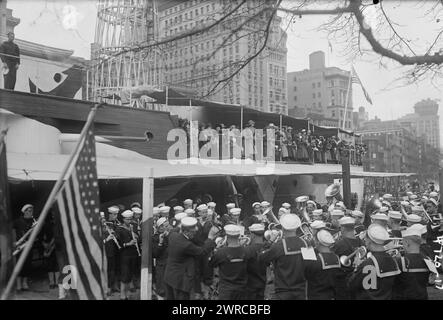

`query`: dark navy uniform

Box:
[0,39,20,90]
[103,220,120,291]
[115,225,138,284]
[152,232,169,297]
[393,253,431,300]
[259,236,308,300]
[389,229,402,238]
[332,237,363,300]
[208,246,255,300]
[348,251,401,300]
[355,224,366,235]
[13,217,35,278]
[304,252,341,300]
[245,242,267,300]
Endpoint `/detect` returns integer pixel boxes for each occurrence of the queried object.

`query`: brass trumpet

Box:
[340,246,367,267]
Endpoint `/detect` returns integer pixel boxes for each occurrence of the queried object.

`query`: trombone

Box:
[339,246,367,267]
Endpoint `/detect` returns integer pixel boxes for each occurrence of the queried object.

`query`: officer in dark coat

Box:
[0,32,20,90]
[245,224,268,300]
[164,217,218,300]
[393,225,432,300]
[208,224,256,300]
[305,230,341,300]
[348,224,401,300]
[258,214,308,300]
[332,216,363,300]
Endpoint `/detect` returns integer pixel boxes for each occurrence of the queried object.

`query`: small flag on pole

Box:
[351,66,373,105]
[54,123,107,300]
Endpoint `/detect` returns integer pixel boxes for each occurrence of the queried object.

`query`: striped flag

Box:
[53,123,107,300]
[351,66,373,105]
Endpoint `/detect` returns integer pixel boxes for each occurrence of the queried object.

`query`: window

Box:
[318,102,321,108]
[317,82,321,87]
[294,96,297,101]
[293,76,297,81]
[312,83,315,89]
[317,92,321,98]
[294,86,297,92]
[312,93,316,99]
[331,90,335,97]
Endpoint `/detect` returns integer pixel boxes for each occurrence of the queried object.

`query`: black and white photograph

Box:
[1,0,443,305]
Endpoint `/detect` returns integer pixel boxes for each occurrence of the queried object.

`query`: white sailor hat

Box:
[207,202,216,208]
[411,206,423,213]
[383,194,393,200]
[173,206,184,212]
[100,211,105,218]
[378,207,389,213]
[372,213,389,221]
[260,201,271,207]
[21,204,34,213]
[430,191,439,198]
[367,224,390,245]
[224,224,241,236]
[197,204,208,211]
[351,210,364,218]
[156,217,168,228]
[108,206,119,214]
[407,214,422,223]
[282,202,291,209]
[153,207,160,215]
[252,202,261,208]
[422,196,429,200]
[307,200,316,206]
[410,201,421,207]
[279,213,301,230]
[382,201,391,207]
[401,226,423,238]
[130,202,141,208]
[335,201,346,209]
[312,209,323,216]
[122,210,134,219]
[184,208,195,216]
[132,207,142,214]
[316,229,335,247]
[406,191,413,196]
[278,207,289,214]
[408,223,427,235]
[181,217,198,228]
[249,223,265,233]
[428,198,438,207]
[339,216,355,226]
[331,209,344,217]
[226,203,236,209]
[160,206,170,214]
[409,195,418,200]
[400,201,410,207]
[183,199,193,205]
[174,212,187,222]
[310,220,326,230]
[230,208,241,216]
[388,211,402,220]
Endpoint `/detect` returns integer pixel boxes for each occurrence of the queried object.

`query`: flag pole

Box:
[342,66,353,131]
[0,104,101,300]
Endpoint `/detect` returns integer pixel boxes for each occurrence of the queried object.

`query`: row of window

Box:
[163,0,208,16]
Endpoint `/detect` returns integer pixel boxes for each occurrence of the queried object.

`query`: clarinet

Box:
[104,222,121,249]
[130,224,141,257]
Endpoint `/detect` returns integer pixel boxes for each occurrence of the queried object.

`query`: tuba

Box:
[340,246,367,267]
[262,206,279,224]
[299,222,314,244]
[296,195,312,224]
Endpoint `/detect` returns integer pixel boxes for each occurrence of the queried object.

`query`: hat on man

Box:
[207,202,216,208]
[226,203,236,209]
[307,200,316,207]
[316,230,335,247]
[310,220,326,230]
[184,208,195,216]
[401,226,423,238]
[279,214,301,230]
[408,223,427,235]
[428,198,438,207]
[351,210,364,218]
[260,201,270,207]
[156,217,168,228]
[378,207,389,213]
[122,210,134,219]
[388,211,402,220]
[249,223,265,233]
[400,201,410,207]
[339,216,355,226]
[411,206,424,214]
[372,213,389,222]
[383,194,393,200]
[181,217,198,228]
[367,224,390,245]
[313,209,324,216]
[252,202,261,208]
[132,207,142,214]
[278,207,289,215]
[197,204,208,211]
[406,191,413,196]
[224,224,242,237]
[325,184,340,197]
[331,209,344,218]
[183,199,193,205]
[409,195,418,200]
[173,206,184,212]
[422,196,429,201]
[108,206,119,214]
[429,191,439,198]
[230,208,241,216]
[407,214,422,224]
[282,202,291,209]
[335,201,346,209]
[130,202,141,208]
[160,206,170,215]
[174,212,187,222]
[153,207,160,215]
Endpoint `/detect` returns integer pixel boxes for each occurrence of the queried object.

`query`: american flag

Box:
[54,124,107,300]
[351,66,373,105]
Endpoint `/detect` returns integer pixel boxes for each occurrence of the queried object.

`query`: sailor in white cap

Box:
[305,229,340,300]
[310,220,327,237]
[152,216,172,299]
[164,216,219,300]
[277,207,289,219]
[208,224,255,300]
[350,210,366,235]
[243,202,268,228]
[332,216,363,300]
[183,199,193,210]
[184,208,195,217]
[312,209,324,221]
[258,214,308,300]
[245,223,267,300]
[131,207,143,234]
[173,206,184,214]
[306,200,317,215]
[173,212,187,229]
[260,201,271,211]
[371,213,389,229]
[159,206,171,218]
[429,191,439,201]
[115,210,140,300]
[391,226,432,300]
[130,202,141,209]
[348,224,401,300]
[330,209,344,230]
[406,213,422,226]
[229,208,242,224]
[282,202,291,210]
[387,211,403,238]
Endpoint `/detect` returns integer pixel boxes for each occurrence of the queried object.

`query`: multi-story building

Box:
[158,0,288,114]
[287,51,354,130]
[0,0,20,36]
[397,99,440,149]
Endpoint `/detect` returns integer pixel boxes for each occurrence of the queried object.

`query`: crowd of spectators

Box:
[177,118,368,165]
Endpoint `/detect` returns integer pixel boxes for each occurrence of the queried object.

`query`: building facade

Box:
[287,51,354,130]
[158,0,288,114]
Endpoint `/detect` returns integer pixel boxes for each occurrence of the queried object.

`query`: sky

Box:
[7,0,443,146]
